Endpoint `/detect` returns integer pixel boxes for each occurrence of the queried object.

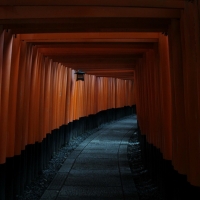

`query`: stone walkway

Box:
[40,115,139,200]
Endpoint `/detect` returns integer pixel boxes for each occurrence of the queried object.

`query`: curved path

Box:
[40,115,139,200]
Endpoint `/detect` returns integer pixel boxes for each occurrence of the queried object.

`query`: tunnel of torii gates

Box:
[0,0,200,199]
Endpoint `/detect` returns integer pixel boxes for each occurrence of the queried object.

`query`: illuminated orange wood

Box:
[0,29,2,120]
[65,68,71,124]
[43,58,52,135]
[7,35,20,157]
[52,62,59,129]
[14,41,27,155]
[34,48,41,143]
[20,44,32,149]
[38,54,45,142]
[28,46,39,145]
[0,30,13,163]
[69,69,76,122]
[73,78,78,120]
[60,66,67,125]
[55,63,61,127]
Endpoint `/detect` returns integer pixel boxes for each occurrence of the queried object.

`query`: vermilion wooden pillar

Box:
[142,52,151,142]
[102,77,106,111]
[15,41,27,157]
[35,53,43,143]
[53,62,58,129]
[65,67,71,124]
[55,63,60,127]
[112,78,115,109]
[38,54,45,143]
[69,69,76,122]
[0,30,13,164]
[82,74,86,117]
[0,30,5,199]
[33,50,40,142]
[97,77,102,112]
[107,78,111,109]
[91,75,95,114]
[116,79,119,108]
[72,69,77,120]
[126,81,129,106]
[87,75,90,116]
[168,19,187,175]
[79,79,84,117]
[99,77,103,111]
[152,47,161,149]
[43,58,52,136]
[53,62,59,129]
[140,56,148,136]
[21,44,32,151]
[61,66,67,125]
[120,80,123,108]
[73,78,78,120]
[28,46,38,145]
[48,61,53,132]
[134,59,142,130]
[158,33,172,160]
[145,50,155,145]
[56,63,62,127]
[86,75,91,115]
[59,64,65,126]
[113,78,115,109]
[180,1,200,186]
[97,77,101,112]
[120,79,123,108]
[132,77,136,106]
[7,34,20,158]
[156,45,163,150]
[103,77,106,110]
[140,55,146,134]
[78,78,82,119]
[0,28,2,115]
[0,29,13,200]
[101,77,104,111]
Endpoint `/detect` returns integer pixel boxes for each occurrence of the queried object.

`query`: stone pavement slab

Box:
[40,115,139,200]
[65,169,121,187]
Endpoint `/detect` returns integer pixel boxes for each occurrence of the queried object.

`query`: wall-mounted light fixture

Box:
[74,70,85,81]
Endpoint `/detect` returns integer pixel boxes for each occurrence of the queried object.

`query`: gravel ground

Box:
[17,121,162,200]
[16,126,102,200]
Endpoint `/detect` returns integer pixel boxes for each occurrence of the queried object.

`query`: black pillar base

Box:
[0,163,6,200]
[13,155,21,199]
[6,157,14,200]
[1,106,135,199]
[138,130,200,200]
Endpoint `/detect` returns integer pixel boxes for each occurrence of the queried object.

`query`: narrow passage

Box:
[40,115,139,200]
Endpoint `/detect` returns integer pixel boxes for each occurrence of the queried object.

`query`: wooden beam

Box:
[20,32,159,43]
[61,63,136,69]
[0,0,184,9]
[49,55,139,63]
[0,6,181,19]
[35,42,155,48]
[2,18,170,33]
[26,38,159,43]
